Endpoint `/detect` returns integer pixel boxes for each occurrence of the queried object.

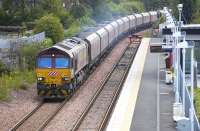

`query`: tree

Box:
[180,0,193,23]
[70,4,90,19]
[41,0,64,16]
[34,15,64,43]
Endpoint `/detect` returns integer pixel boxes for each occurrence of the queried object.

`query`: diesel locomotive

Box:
[35,11,159,98]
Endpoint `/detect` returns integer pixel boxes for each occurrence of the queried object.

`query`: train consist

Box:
[35,11,159,98]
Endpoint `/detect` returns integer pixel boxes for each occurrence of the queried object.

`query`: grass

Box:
[143,30,152,37]
[0,70,36,101]
[194,88,200,121]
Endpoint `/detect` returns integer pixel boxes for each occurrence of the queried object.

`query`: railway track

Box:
[71,37,142,131]
[9,97,70,131]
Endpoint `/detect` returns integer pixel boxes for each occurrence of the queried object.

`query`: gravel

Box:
[0,30,147,131]
[44,38,129,131]
[0,85,40,131]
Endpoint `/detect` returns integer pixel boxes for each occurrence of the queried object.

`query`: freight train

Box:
[35,11,159,98]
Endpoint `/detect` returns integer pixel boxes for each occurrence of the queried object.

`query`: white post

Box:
[182,48,186,113]
[177,4,183,28]
[173,38,176,92]
[190,48,194,131]
[179,10,182,24]
[175,30,180,102]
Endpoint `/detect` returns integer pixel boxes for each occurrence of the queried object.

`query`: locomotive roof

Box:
[37,37,85,58]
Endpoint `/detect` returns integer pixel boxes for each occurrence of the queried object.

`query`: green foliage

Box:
[192,3,200,23]
[0,38,52,101]
[0,70,36,101]
[0,0,145,26]
[108,1,127,16]
[0,61,10,76]
[21,39,53,70]
[59,11,74,29]
[121,1,144,13]
[192,14,200,23]
[159,16,166,24]
[78,16,96,26]
[70,4,92,19]
[40,0,64,16]
[34,15,64,43]
[92,1,113,22]
[0,0,66,26]
[194,88,200,121]
[143,31,152,37]
[64,22,81,38]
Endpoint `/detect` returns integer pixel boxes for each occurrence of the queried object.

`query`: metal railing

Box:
[179,66,200,131]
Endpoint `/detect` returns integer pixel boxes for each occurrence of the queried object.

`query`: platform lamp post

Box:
[173,3,183,103]
[182,44,186,113]
[177,4,183,26]
[173,25,181,103]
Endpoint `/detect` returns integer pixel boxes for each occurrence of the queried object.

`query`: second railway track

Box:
[71,36,142,131]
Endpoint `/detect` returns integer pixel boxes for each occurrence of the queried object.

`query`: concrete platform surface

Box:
[106,37,176,131]
[130,46,176,131]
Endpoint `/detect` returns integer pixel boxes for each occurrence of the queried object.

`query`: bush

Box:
[121,1,144,13]
[108,2,125,17]
[34,14,64,43]
[64,22,81,38]
[0,70,36,101]
[0,61,10,76]
[78,16,96,26]
[70,4,91,19]
[107,1,144,18]
[59,11,74,29]
[21,38,53,70]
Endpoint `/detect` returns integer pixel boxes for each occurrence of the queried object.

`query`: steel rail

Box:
[9,102,44,131]
[98,41,141,131]
[71,38,141,131]
[10,96,72,131]
[71,45,129,131]
[37,96,71,131]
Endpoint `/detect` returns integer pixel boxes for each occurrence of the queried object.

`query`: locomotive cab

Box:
[36,48,73,98]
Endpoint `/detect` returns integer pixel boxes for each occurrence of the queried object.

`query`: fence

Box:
[0,32,45,49]
[179,65,200,131]
[0,32,45,68]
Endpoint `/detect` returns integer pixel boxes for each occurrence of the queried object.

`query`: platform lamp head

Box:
[177,4,183,22]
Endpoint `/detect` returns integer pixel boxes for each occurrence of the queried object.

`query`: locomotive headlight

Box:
[62,77,69,81]
[38,77,44,81]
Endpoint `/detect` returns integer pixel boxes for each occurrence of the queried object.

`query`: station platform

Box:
[106,38,176,131]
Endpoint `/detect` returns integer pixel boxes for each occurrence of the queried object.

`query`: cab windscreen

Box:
[55,57,69,68]
[37,57,52,68]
